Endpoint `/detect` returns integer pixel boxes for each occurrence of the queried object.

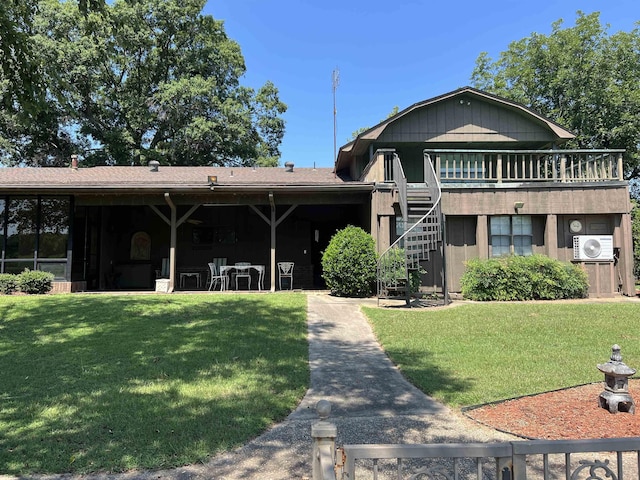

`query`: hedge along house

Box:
[0,161,371,293]
[335,86,635,299]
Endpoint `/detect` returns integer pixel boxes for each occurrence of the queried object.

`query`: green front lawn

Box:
[364,302,640,408]
[0,293,308,475]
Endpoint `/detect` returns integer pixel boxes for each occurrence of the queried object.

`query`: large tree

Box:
[471,11,640,180]
[0,0,286,167]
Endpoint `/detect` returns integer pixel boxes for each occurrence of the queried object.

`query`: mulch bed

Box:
[464,380,640,440]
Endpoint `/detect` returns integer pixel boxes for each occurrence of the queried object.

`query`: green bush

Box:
[379,247,425,295]
[17,269,54,294]
[0,273,18,294]
[322,225,378,297]
[460,255,589,301]
[379,246,406,283]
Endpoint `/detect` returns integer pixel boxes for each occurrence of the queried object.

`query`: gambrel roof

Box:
[335,86,576,172]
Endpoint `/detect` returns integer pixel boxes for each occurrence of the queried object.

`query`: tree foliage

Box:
[1,1,41,113]
[471,12,640,179]
[0,0,286,167]
[0,0,103,113]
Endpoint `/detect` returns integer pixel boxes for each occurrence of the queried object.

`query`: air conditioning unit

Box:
[573,235,614,261]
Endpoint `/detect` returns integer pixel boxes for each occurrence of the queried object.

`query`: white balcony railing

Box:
[432,149,625,184]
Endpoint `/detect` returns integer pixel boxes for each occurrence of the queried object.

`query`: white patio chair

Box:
[207,262,227,291]
[234,262,252,290]
[277,262,294,290]
[212,257,228,290]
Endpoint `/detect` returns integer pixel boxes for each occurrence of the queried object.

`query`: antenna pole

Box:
[332,68,339,163]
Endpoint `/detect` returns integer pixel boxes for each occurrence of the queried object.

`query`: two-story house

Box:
[336,87,634,299]
[0,87,634,298]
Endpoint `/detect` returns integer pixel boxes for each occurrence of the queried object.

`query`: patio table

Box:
[179,271,202,289]
[221,264,265,290]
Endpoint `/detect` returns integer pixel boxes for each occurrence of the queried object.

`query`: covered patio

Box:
[0,163,372,293]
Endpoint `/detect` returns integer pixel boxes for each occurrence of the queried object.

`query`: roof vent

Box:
[285,162,294,172]
[149,160,160,172]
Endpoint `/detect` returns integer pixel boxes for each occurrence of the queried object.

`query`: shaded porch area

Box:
[71,202,368,292]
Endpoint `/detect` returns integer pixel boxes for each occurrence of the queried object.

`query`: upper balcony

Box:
[362,149,626,186]
[434,149,625,185]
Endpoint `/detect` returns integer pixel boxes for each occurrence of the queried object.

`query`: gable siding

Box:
[377,97,557,144]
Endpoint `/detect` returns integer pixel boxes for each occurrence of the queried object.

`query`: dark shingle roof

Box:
[0,165,363,192]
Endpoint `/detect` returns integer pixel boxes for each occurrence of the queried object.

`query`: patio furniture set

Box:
[178,259,294,291]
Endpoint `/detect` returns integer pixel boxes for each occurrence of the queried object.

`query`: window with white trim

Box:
[490,215,533,256]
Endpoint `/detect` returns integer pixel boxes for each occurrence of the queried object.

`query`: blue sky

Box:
[203,1,639,168]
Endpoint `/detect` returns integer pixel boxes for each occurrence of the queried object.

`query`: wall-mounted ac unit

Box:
[573,235,614,261]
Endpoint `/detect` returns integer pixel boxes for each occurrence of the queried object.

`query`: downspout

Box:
[164,193,177,293]
[269,192,276,292]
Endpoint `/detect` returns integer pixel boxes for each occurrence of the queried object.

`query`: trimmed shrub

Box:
[379,246,406,283]
[0,273,18,294]
[460,254,589,301]
[17,269,54,295]
[379,246,426,295]
[322,225,378,297]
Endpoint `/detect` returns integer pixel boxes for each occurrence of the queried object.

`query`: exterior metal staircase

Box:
[377,152,443,304]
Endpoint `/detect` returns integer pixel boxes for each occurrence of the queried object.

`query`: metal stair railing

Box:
[377,152,442,304]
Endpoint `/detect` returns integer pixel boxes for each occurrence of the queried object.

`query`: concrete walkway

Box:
[12,294,511,480]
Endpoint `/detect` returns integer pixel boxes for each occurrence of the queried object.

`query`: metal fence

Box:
[311,400,640,480]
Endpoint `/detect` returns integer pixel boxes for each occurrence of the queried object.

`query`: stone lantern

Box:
[597,344,636,414]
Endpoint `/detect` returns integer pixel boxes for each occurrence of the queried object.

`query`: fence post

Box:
[311,400,337,480]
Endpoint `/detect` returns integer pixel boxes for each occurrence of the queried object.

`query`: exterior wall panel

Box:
[378,97,557,145]
[441,185,630,216]
[443,216,477,292]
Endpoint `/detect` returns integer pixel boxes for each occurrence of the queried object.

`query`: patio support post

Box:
[164,193,177,293]
[250,198,298,292]
[150,203,200,293]
[269,192,276,292]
